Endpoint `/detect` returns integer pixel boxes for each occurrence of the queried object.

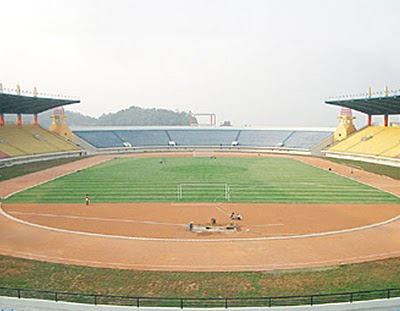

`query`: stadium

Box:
[0,83,400,309]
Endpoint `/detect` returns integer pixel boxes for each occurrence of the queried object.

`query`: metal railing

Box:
[1,286,399,308]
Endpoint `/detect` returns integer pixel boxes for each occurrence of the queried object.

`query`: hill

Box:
[38,106,192,128]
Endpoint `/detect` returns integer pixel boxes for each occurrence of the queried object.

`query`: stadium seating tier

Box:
[73,128,333,150]
[328,126,400,158]
[0,125,79,157]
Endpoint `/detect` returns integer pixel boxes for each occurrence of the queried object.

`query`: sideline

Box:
[295,157,400,199]
[0,156,114,199]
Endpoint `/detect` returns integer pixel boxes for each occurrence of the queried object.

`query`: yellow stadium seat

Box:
[328,126,400,158]
[0,125,79,157]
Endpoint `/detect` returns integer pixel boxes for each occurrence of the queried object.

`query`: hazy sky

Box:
[1,0,400,127]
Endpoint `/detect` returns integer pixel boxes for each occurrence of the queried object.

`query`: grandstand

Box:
[115,129,170,147]
[325,90,400,166]
[235,129,292,147]
[73,127,333,154]
[1,83,400,310]
[75,129,171,148]
[0,125,79,157]
[0,88,82,162]
[0,90,334,162]
[73,130,124,148]
[1,83,398,168]
[168,129,237,146]
[328,126,400,157]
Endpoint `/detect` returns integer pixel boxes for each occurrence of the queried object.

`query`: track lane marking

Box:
[2,206,400,243]
[8,211,186,227]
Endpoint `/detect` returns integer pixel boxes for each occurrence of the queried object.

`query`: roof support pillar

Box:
[17,114,22,126]
[384,115,389,127]
[367,115,372,126]
[33,114,38,126]
[0,113,4,126]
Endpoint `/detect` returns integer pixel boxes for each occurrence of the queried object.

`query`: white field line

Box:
[2,205,400,243]
[3,157,113,199]
[212,203,231,217]
[299,159,400,199]
[8,212,186,227]
[0,246,400,270]
[171,199,232,217]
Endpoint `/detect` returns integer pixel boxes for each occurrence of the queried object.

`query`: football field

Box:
[5,156,399,204]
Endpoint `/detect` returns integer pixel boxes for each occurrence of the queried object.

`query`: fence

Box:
[1,286,400,308]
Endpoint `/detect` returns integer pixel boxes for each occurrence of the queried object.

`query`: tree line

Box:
[39,106,192,128]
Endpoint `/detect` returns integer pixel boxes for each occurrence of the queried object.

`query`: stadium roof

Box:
[0,93,80,115]
[325,95,400,115]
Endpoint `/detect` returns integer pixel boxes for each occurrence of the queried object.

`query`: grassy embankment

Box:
[1,255,400,298]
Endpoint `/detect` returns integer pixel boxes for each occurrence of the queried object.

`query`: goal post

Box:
[192,149,214,157]
[178,183,230,202]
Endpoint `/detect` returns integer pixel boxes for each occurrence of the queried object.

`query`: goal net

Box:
[193,149,214,157]
[178,183,230,202]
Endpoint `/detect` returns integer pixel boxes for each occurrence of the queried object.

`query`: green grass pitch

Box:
[5,157,400,204]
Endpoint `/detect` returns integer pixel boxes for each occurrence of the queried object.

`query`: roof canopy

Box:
[325,95,400,115]
[0,93,80,115]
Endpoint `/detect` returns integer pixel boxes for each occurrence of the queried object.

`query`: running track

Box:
[0,153,399,271]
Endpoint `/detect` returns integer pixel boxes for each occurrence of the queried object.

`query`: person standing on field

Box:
[85,194,90,206]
